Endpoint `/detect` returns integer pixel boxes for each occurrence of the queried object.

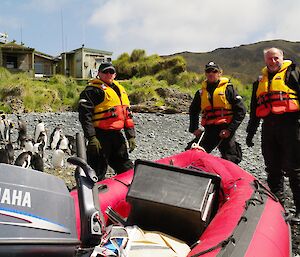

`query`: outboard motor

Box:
[0,164,80,257]
[0,132,105,257]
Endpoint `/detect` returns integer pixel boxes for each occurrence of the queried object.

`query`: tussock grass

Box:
[0,69,84,113]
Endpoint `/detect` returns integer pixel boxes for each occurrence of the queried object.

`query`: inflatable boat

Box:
[71,149,292,257]
[0,132,291,257]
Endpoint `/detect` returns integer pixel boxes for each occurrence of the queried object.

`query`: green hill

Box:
[167,39,300,84]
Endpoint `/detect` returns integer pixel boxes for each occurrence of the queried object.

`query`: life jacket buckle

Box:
[279,91,283,101]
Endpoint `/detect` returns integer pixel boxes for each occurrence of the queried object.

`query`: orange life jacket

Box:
[89,79,134,130]
[200,77,233,126]
[256,60,300,117]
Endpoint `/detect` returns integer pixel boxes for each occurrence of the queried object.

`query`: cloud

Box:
[259,1,300,42]
[2,0,300,59]
[87,0,300,57]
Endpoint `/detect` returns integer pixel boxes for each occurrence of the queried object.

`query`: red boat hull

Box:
[70,150,291,257]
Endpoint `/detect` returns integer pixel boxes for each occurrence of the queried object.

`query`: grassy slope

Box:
[0,68,85,113]
[168,39,300,84]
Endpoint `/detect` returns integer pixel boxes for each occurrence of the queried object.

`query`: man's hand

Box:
[128,137,136,153]
[219,129,230,139]
[87,135,101,155]
[246,133,255,147]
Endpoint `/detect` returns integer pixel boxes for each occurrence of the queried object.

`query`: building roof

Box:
[34,51,56,61]
[64,46,113,56]
[0,41,34,52]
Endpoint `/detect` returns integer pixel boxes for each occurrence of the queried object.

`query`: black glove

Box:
[128,137,136,153]
[87,136,101,155]
[246,133,255,147]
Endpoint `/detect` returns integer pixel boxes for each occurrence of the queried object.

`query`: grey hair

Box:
[263,47,284,56]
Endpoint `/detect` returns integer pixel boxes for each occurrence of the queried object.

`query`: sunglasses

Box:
[205,69,218,73]
[102,69,115,74]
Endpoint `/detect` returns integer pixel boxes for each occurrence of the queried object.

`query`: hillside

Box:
[167,39,300,84]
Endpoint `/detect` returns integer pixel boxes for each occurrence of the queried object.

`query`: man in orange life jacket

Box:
[78,62,136,179]
[246,47,300,223]
[188,62,246,164]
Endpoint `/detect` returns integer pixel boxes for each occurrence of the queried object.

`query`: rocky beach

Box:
[4,111,300,255]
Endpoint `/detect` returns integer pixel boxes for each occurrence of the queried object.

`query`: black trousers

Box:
[186,124,242,164]
[87,129,133,180]
[262,116,300,211]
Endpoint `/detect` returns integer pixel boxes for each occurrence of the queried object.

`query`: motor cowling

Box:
[0,164,80,257]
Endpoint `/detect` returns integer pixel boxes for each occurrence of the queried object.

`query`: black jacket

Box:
[246,62,300,136]
[189,81,246,133]
[78,82,135,139]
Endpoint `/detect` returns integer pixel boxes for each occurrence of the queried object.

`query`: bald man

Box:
[246,47,300,223]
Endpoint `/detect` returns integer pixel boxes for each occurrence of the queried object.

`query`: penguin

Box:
[5,143,14,164]
[0,148,9,164]
[0,114,12,143]
[15,151,32,168]
[57,134,70,154]
[0,116,5,142]
[17,115,27,149]
[33,142,44,157]
[6,118,13,143]
[36,131,47,157]
[49,127,62,150]
[0,143,14,164]
[65,135,76,155]
[31,153,44,172]
[24,138,34,152]
[52,149,65,169]
[34,120,45,143]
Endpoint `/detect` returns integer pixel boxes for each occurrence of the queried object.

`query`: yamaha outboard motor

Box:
[0,164,80,257]
[0,132,103,257]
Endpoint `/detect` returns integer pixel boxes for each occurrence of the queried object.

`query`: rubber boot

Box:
[291,211,300,224]
[274,191,285,208]
[291,199,300,224]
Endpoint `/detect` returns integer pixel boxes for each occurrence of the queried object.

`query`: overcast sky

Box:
[1,0,299,59]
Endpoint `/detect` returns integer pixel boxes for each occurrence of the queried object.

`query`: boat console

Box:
[126,159,221,244]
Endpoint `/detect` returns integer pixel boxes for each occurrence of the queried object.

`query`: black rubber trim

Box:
[216,191,266,257]
[190,181,268,257]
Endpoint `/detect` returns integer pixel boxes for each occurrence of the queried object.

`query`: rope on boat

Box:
[111,178,130,187]
[191,131,206,151]
[252,179,278,202]
[189,236,235,257]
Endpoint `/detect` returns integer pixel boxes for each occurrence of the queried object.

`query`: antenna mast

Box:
[20,25,23,45]
[61,9,64,52]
